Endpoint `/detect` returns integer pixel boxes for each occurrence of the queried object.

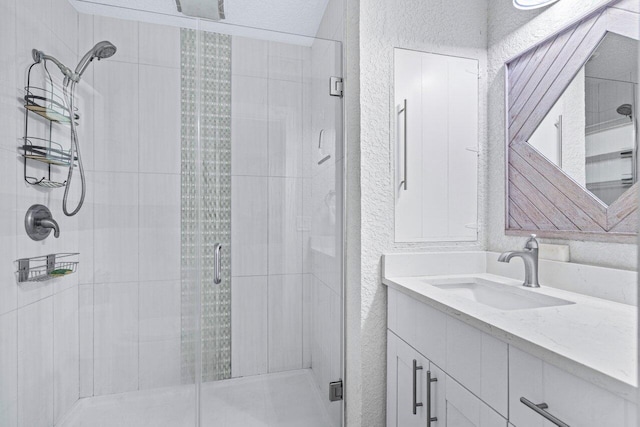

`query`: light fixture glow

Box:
[513,0,560,10]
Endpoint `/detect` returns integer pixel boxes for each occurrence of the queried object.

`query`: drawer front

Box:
[509,346,627,427]
[388,288,447,367]
[446,316,508,417]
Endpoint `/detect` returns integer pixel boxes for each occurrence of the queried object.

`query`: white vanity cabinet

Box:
[388,332,506,427]
[388,288,509,417]
[386,286,638,427]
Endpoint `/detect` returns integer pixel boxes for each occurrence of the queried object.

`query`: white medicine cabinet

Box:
[393,48,479,242]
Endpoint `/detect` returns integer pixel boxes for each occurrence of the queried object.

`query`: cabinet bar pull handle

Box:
[412,359,423,414]
[398,99,408,191]
[213,243,222,284]
[520,397,570,427]
[427,370,438,425]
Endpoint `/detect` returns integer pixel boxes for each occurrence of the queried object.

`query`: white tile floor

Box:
[58,369,335,427]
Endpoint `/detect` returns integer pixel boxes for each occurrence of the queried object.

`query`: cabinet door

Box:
[387,332,428,427]
[439,374,507,427]
[394,48,479,243]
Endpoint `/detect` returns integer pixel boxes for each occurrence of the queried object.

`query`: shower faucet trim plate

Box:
[25,204,60,241]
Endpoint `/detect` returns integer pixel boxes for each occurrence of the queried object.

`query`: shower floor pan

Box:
[58,369,335,427]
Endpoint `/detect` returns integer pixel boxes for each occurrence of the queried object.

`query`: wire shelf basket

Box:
[23,85,79,124]
[22,137,75,166]
[16,253,79,283]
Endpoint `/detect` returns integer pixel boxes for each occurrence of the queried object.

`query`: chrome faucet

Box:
[498,234,540,288]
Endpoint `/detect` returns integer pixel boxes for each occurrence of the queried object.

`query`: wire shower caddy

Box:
[21,60,79,188]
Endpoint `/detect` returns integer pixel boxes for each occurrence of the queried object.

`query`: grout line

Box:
[13,0,20,419]
[136,22,141,393]
[265,40,270,374]
[89,14,96,400]
[50,293,55,426]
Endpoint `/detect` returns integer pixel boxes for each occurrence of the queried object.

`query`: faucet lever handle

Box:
[525,234,539,250]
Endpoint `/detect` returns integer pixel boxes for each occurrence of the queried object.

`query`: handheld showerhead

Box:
[29,41,116,217]
[74,41,117,81]
[31,41,116,86]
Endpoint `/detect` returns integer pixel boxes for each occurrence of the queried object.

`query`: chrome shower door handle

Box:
[213,243,222,285]
[427,371,438,425]
[398,99,408,191]
[412,359,423,415]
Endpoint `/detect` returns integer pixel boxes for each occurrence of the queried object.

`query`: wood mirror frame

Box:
[505,0,640,243]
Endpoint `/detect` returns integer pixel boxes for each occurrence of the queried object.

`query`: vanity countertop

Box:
[383,273,637,401]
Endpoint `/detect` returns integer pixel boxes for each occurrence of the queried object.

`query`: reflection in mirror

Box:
[527,32,638,206]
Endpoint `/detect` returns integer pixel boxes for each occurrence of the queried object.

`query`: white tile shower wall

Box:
[0,311,18,427]
[53,286,80,423]
[268,274,304,372]
[230,37,309,377]
[78,284,94,398]
[78,15,183,397]
[230,74,269,176]
[93,281,139,395]
[0,0,82,425]
[139,280,181,389]
[231,275,268,377]
[17,297,54,427]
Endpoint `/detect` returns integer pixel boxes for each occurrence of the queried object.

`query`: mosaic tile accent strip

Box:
[181,28,232,383]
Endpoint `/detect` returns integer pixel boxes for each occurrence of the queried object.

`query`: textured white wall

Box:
[356,0,489,424]
[487,0,638,270]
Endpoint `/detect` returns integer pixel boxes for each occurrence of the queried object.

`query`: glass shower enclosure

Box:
[185,24,345,425]
[1,2,344,425]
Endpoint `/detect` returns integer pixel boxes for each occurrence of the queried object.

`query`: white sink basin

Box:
[429,277,574,311]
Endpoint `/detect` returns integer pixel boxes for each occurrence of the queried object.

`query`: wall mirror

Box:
[505,0,639,242]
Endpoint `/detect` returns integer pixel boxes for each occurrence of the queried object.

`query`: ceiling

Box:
[586,32,638,83]
[72,0,330,41]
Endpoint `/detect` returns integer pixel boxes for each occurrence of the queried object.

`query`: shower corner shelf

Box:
[16,253,79,283]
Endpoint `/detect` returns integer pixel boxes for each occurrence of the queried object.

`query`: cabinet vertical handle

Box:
[412,359,423,414]
[398,99,408,190]
[427,371,438,425]
[213,243,222,284]
[520,397,570,427]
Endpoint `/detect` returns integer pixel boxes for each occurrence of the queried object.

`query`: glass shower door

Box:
[188,24,345,427]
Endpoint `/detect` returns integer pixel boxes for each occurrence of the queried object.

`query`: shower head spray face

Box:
[93,41,117,59]
[74,41,117,81]
[617,104,633,119]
